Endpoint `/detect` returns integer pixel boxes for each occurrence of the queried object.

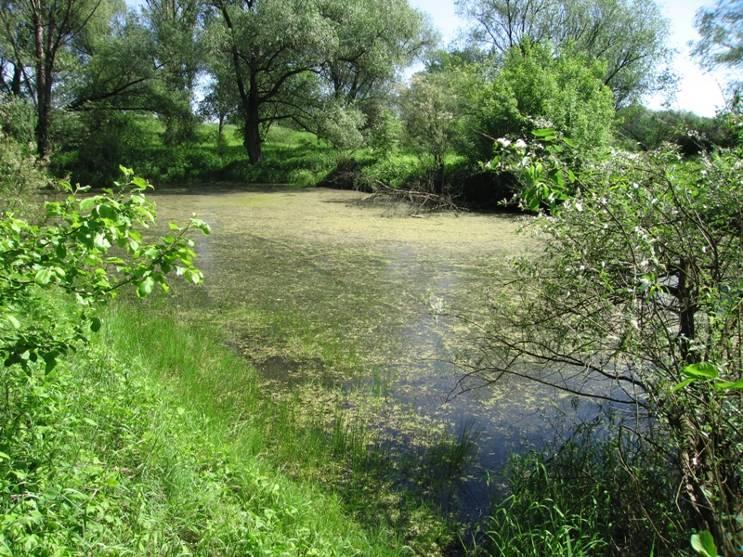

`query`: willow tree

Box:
[206,0,428,163]
[144,0,205,143]
[320,0,431,105]
[0,0,119,157]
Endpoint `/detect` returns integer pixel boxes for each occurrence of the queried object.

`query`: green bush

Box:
[0,130,47,210]
[470,41,615,161]
[0,96,35,146]
[362,153,422,188]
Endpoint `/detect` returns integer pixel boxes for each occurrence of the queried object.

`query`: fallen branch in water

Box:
[360,180,464,214]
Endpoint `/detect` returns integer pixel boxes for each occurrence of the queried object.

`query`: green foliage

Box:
[365,107,403,153]
[0,307,410,555]
[55,112,144,186]
[0,129,46,210]
[485,129,580,211]
[316,101,367,152]
[52,119,340,187]
[402,72,461,165]
[362,153,423,189]
[0,168,207,373]
[471,42,615,161]
[617,105,739,153]
[457,0,672,105]
[691,530,718,557]
[477,143,742,553]
[693,0,742,71]
[0,96,35,145]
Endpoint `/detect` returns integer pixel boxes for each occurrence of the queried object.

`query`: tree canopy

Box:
[206,0,429,163]
[456,0,673,106]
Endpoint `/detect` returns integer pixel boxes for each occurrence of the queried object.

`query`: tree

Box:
[456,0,672,106]
[320,0,430,106]
[66,12,164,112]
[0,0,117,157]
[469,41,615,160]
[144,0,205,143]
[206,0,429,164]
[400,72,462,194]
[198,71,237,147]
[693,0,742,70]
[468,143,742,554]
[693,0,742,105]
[206,0,334,163]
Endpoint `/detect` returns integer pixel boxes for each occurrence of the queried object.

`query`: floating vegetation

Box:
[150,186,600,521]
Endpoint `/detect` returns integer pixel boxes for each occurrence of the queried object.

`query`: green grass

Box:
[50,114,469,192]
[0,299,455,555]
[51,116,341,187]
[103,303,454,554]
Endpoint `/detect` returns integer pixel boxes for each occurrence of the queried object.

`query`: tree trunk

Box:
[32,9,51,158]
[244,74,262,164]
[218,2,261,164]
[433,155,445,195]
[217,114,225,143]
[11,63,22,96]
[36,69,53,158]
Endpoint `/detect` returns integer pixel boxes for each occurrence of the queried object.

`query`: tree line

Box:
[0,0,686,166]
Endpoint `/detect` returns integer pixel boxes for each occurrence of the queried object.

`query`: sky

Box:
[408,0,731,116]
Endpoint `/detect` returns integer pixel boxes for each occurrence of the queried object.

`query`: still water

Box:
[152,186,605,521]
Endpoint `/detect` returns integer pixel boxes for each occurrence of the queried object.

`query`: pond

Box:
[151,186,604,523]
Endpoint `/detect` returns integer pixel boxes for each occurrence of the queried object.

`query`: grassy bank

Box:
[50,116,469,194]
[52,119,340,187]
[0,299,453,555]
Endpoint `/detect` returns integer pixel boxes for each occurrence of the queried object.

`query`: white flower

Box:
[496,137,512,148]
[514,139,527,151]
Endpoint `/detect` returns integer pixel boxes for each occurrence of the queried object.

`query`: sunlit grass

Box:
[101,303,457,555]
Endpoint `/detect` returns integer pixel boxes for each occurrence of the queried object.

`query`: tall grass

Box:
[0,298,457,554]
[101,304,455,554]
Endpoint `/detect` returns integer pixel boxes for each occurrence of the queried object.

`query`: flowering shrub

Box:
[486,128,580,211]
[476,144,742,554]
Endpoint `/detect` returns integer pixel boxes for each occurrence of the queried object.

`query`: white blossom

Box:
[496,137,512,148]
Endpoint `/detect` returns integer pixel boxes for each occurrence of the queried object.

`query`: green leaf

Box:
[34,268,54,285]
[90,317,102,332]
[189,218,211,234]
[79,197,99,212]
[671,378,696,393]
[714,379,743,391]
[43,352,58,373]
[131,176,149,190]
[682,363,719,380]
[6,315,21,329]
[690,530,717,557]
[137,276,155,298]
[531,128,558,141]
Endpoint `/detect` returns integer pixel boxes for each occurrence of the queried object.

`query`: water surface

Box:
[151,186,601,521]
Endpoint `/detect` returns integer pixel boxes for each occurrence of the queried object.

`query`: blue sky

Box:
[408,0,730,116]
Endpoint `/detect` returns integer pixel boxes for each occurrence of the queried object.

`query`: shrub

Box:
[473,143,742,554]
[0,95,36,146]
[470,41,615,161]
